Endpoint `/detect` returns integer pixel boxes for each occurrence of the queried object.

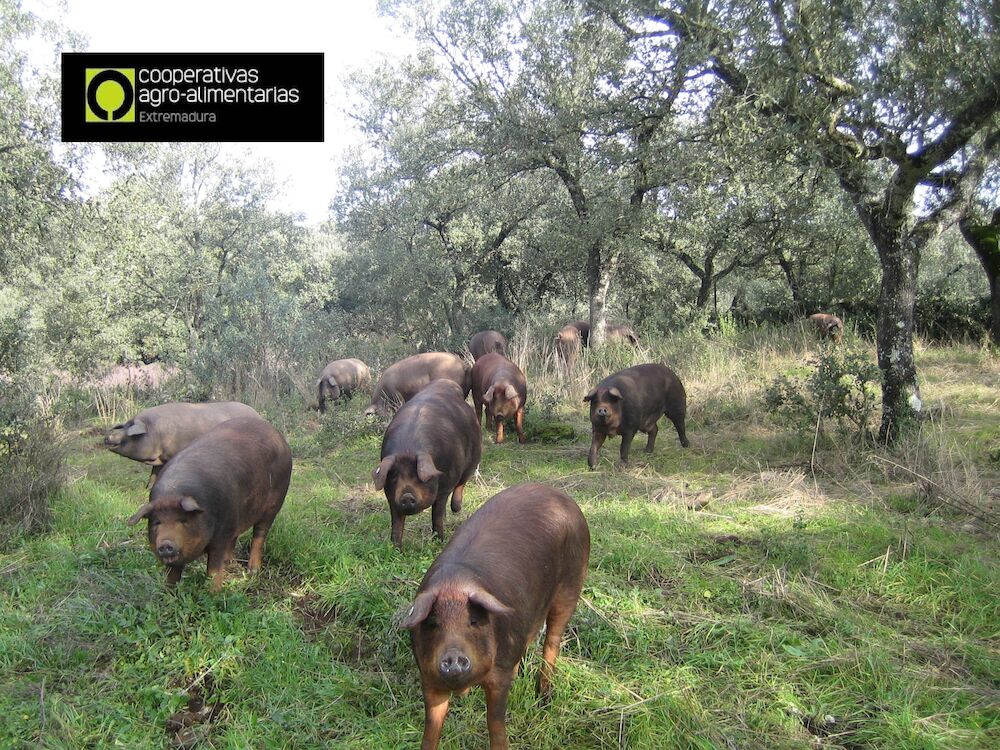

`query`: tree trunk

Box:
[870,229,922,443]
[774,249,803,308]
[587,240,611,347]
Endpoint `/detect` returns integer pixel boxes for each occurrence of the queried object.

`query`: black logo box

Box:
[62,53,324,142]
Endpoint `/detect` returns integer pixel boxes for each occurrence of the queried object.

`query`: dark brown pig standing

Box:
[372,379,482,549]
[364,352,472,418]
[105,401,260,486]
[585,363,689,470]
[317,358,371,413]
[468,330,509,360]
[471,353,527,444]
[125,416,292,592]
[808,313,844,342]
[401,482,590,750]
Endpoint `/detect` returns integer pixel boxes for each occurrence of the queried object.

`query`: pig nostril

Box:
[439,652,472,677]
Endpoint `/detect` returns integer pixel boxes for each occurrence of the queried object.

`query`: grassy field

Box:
[2,329,998,749]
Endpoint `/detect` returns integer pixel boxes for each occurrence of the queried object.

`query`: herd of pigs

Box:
[100,313,843,749]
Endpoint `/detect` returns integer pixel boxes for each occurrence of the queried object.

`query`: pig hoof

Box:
[451,497,462,513]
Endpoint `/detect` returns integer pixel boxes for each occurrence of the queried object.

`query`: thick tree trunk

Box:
[587,240,612,347]
[871,231,922,443]
[695,274,712,308]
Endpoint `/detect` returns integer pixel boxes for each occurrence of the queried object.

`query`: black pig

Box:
[585,363,689,469]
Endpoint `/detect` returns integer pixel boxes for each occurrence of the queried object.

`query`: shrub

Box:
[0,381,68,547]
[765,345,880,442]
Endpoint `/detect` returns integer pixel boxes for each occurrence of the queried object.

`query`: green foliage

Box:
[0,378,67,547]
[766,346,881,441]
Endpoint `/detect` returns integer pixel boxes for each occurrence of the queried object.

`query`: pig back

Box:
[373,352,471,409]
[382,380,481,485]
[151,416,292,534]
[320,358,371,391]
[468,330,509,360]
[418,483,590,655]
[112,401,260,464]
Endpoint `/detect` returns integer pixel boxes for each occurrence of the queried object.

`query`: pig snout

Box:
[156,539,179,562]
[595,405,610,420]
[439,647,472,681]
[399,492,419,513]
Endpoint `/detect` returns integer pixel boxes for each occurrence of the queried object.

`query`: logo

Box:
[85,68,135,122]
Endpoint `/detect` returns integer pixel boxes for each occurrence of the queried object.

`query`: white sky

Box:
[27,0,414,224]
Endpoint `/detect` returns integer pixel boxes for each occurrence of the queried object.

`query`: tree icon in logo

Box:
[85,69,135,122]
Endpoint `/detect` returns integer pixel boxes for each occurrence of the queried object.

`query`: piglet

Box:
[401,482,590,750]
[126,416,292,592]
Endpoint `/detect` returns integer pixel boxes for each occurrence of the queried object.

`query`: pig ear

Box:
[607,387,623,401]
[372,455,396,490]
[504,384,517,400]
[416,453,442,483]
[400,591,437,629]
[179,496,203,513]
[327,376,338,387]
[583,388,598,402]
[466,587,513,617]
[126,502,154,526]
[483,385,495,402]
[126,419,147,437]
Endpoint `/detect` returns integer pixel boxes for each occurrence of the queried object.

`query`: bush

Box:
[0,382,68,547]
[765,345,880,442]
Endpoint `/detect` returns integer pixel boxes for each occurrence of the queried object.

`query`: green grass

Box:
[2,336,998,749]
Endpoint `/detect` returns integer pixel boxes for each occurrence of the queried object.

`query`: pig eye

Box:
[150,520,159,527]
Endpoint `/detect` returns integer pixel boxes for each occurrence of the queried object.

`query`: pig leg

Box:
[483,676,513,750]
[515,408,526,444]
[537,597,578,704]
[431,495,447,541]
[146,465,163,489]
[619,430,636,463]
[587,431,607,470]
[206,548,227,593]
[248,522,273,572]
[495,417,505,444]
[666,408,690,447]
[165,565,184,587]
[450,483,465,513]
[474,395,484,426]
[419,686,451,750]
[644,422,658,453]
[390,507,406,550]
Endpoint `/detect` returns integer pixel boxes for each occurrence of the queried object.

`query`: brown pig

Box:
[372,379,482,549]
[554,321,588,368]
[468,330,509,360]
[605,322,640,346]
[105,401,260,486]
[125,416,292,592]
[317,358,371,413]
[585,363,689,470]
[364,352,472,418]
[401,482,590,750]
[471,353,527,444]
[808,313,844,342]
